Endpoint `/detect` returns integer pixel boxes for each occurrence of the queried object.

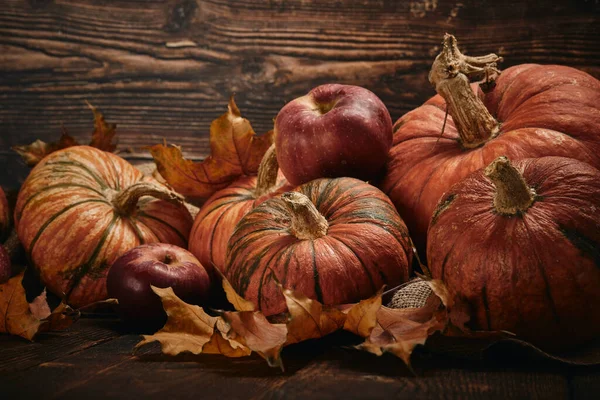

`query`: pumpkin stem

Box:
[429,34,503,148]
[254,144,280,197]
[281,192,328,240]
[112,181,185,215]
[485,156,536,215]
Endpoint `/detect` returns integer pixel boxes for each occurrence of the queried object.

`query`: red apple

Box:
[107,243,211,326]
[274,84,393,186]
[0,187,9,243]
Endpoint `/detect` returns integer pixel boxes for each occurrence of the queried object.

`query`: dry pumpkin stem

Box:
[281,192,328,240]
[484,156,536,215]
[254,144,279,197]
[429,33,503,148]
[111,182,186,215]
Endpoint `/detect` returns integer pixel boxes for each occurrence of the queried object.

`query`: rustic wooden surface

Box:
[0,316,598,399]
[1,0,599,189]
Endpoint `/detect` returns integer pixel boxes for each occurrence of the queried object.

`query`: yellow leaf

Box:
[87,101,117,152]
[221,274,255,312]
[343,287,384,338]
[150,96,274,200]
[282,287,347,346]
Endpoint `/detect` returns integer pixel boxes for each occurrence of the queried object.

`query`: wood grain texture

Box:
[1,0,599,189]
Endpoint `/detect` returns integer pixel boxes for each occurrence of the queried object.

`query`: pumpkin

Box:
[427,156,600,350]
[188,145,291,276]
[15,146,193,307]
[0,187,9,243]
[224,177,413,316]
[380,34,600,257]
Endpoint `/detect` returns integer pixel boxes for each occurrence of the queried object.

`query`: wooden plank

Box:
[0,0,598,183]
[569,371,600,400]
[0,317,121,373]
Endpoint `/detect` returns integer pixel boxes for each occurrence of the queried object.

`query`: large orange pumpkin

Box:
[381,34,600,256]
[428,156,600,350]
[15,146,193,307]
[225,177,413,316]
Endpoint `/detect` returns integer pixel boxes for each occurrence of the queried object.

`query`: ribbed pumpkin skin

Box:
[188,171,290,276]
[225,177,413,316]
[0,187,9,242]
[427,157,600,350]
[381,65,600,256]
[15,146,193,308]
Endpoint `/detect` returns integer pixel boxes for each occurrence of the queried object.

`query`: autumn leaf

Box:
[356,287,448,366]
[150,96,274,200]
[282,286,347,346]
[87,101,117,152]
[222,310,287,370]
[136,286,248,357]
[343,287,384,338]
[0,272,78,340]
[13,103,117,167]
[202,318,252,358]
[221,273,255,312]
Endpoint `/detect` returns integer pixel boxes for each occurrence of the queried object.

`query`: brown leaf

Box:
[150,96,274,200]
[356,291,447,366]
[222,311,287,369]
[0,272,76,340]
[343,287,384,338]
[87,101,117,152]
[13,103,117,167]
[136,286,249,357]
[222,274,255,312]
[282,287,347,346]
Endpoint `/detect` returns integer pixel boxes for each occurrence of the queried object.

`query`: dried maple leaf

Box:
[87,101,117,152]
[356,286,448,366]
[222,310,287,370]
[343,287,384,338]
[136,286,248,357]
[13,103,117,167]
[282,287,347,346]
[221,273,256,312]
[150,96,274,200]
[0,272,78,340]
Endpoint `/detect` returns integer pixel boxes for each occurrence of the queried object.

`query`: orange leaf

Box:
[136,286,241,356]
[87,101,117,152]
[356,289,447,366]
[13,103,117,167]
[221,273,255,312]
[150,96,274,200]
[282,287,347,346]
[222,311,287,370]
[0,272,77,340]
[343,287,384,338]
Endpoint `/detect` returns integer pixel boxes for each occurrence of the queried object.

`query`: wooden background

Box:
[0,0,599,190]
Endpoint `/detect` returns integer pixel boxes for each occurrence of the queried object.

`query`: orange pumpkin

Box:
[15,146,193,307]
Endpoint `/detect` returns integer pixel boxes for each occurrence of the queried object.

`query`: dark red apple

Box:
[0,187,9,243]
[274,84,393,186]
[107,243,211,326]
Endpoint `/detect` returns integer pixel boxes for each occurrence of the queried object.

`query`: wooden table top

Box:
[1,316,598,399]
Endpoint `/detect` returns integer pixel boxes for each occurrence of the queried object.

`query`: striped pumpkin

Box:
[15,146,193,307]
[189,145,291,276]
[0,187,9,243]
[225,177,413,316]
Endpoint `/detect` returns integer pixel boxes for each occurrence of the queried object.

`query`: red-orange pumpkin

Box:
[225,177,413,316]
[0,187,9,243]
[381,35,600,256]
[15,146,193,307]
[188,145,291,276]
[428,156,600,350]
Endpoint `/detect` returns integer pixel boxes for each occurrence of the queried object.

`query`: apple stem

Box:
[281,192,328,240]
[485,156,536,215]
[429,34,503,148]
[254,144,280,197]
[112,182,185,216]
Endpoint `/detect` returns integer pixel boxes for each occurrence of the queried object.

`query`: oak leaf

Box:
[136,286,249,357]
[150,96,274,200]
[282,287,347,346]
[13,103,117,167]
[0,272,78,340]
